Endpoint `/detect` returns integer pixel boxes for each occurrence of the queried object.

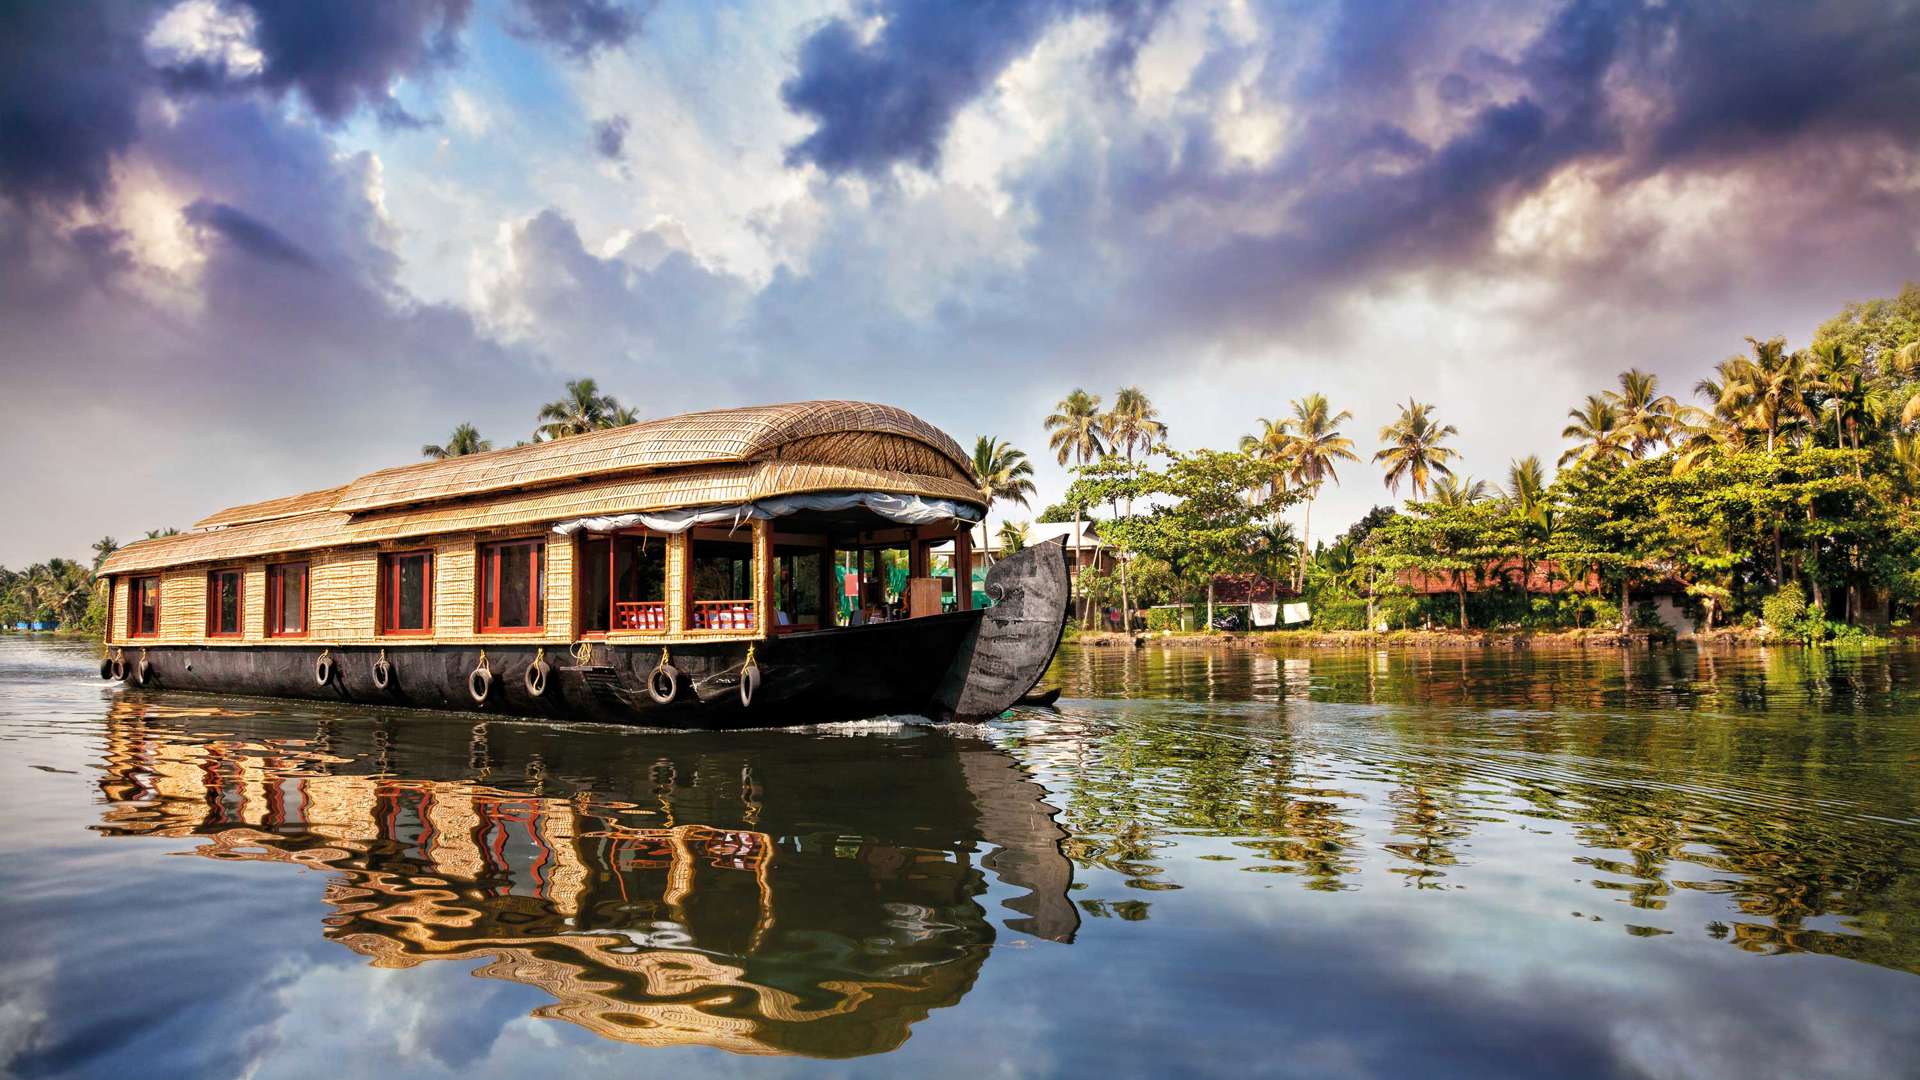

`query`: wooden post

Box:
[953,526,972,611]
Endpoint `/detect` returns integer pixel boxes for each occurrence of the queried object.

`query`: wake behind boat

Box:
[96,401,1069,727]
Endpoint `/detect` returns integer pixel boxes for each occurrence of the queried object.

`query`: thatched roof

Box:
[104,401,981,575]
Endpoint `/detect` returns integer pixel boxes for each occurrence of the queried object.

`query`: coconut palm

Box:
[1559,394,1630,468]
[1105,386,1167,460]
[1374,399,1458,500]
[971,435,1037,563]
[1431,474,1489,507]
[534,378,619,441]
[1608,369,1677,458]
[421,422,493,460]
[1718,336,1809,452]
[1045,389,1107,621]
[1239,418,1296,503]
[143,527,179,539]
[1045,389,1107,468]
[1502,456,1548,519]
[1281,394,1359,590]
[609,404,641,426]
[997,520,1031,554]
[90,537,119,574]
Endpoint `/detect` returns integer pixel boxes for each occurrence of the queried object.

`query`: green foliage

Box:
[1068,449,1297,590]
[1145,606,1186,632]
[1761,588,1808,630]
[1036,502,1078,524]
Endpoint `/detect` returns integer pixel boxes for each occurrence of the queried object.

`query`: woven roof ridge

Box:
[179,400,967,529]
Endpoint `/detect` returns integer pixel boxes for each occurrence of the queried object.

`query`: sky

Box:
[2,0,1918,568]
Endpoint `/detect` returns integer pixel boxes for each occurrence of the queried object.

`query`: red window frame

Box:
[128,576,160,638]
[378,550,435,636]
[478,539,545,633]
[265,562,309,638]
[205,568,244,638]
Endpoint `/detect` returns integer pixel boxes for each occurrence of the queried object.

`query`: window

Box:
[266,562,308,637]
[206,569,243,637]
[129,576,160,638]
[690,536,756,630]
[378,551,433,634]
[578,534,666,634]
[479,539,544,631]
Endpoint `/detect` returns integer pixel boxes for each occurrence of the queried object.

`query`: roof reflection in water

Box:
[92,701,1078,1057]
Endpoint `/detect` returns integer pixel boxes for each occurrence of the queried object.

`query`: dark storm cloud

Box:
[0,2,156,207]
[183,200,319,268]
[780,0,1174,176]
[160,0,472,124]
[508,0,649,61]
[592,114,631,160]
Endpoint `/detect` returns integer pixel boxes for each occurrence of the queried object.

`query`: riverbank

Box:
[1069,626,1909,650]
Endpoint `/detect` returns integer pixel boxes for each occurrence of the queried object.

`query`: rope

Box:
[571,641,595,664]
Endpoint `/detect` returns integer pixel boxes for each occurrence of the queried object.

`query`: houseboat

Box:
[97,401,1069,726]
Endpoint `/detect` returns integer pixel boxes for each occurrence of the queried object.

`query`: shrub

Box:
[1145,607,1185,632]
[1761,588,1807,631]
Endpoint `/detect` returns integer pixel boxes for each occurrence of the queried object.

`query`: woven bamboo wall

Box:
[109,578,128,645]
[243,564,267,642]
[435,537,475,635]
[158,568,204,643]
[546,535,573,637]
[667,533,688,636]
[310,548,377,641]
[755,519,775,626]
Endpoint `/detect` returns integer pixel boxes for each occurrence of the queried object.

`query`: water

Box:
[2,638,1917,1078]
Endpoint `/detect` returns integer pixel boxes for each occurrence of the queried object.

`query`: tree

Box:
[1071,449,1295,628]
[1559,394,1629,468]
[1431,475,1489,507]
[997,520,1030,553]
[1281,393,1360,591]
[421,422,493,460]
[1609,369,1677,459]
[1104,386,1168,626]
[1046,389,1107,622]
[534,378,620,441]
[90,537,119,574]
[970,435,1036,563]
[1036,503,1077,524]
[1718,336,1809,452]
[1374,399,1458,500]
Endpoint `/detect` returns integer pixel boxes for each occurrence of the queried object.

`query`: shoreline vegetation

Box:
[1069,625,1917,651]
[981,282,1920,647]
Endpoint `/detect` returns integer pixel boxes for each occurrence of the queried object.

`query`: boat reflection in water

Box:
[92,699,1078,1058]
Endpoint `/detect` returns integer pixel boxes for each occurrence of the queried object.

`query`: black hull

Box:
[108,611,987,729]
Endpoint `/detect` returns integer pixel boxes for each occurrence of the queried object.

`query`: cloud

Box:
[780,0,1174,176]
[591,114,630,160]
[158,0,472,124]
[507,0,649,61]
[0,1,156,207]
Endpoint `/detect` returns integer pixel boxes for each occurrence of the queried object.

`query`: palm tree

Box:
[1106,386,1167,460]
[1374,399,1458,500]
[535,378,619,441]
[1558,394,1629,468]
[1103,387,1165,631]
[90,537,119,574]
[1431,474,1489,507]
[609,404,641,426]
[1502,456,1548,521]
[1718,336,1809,452]
[1045,389,1106,624]
[421,422,494,460]
[1282,394,1360,589]
[1609,369,1677,458]
[1503,456,1549,608]
[997,520,1030,554]
[143,527,179,539]
[1239,418,1295,503]
[970,436,1037,564]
